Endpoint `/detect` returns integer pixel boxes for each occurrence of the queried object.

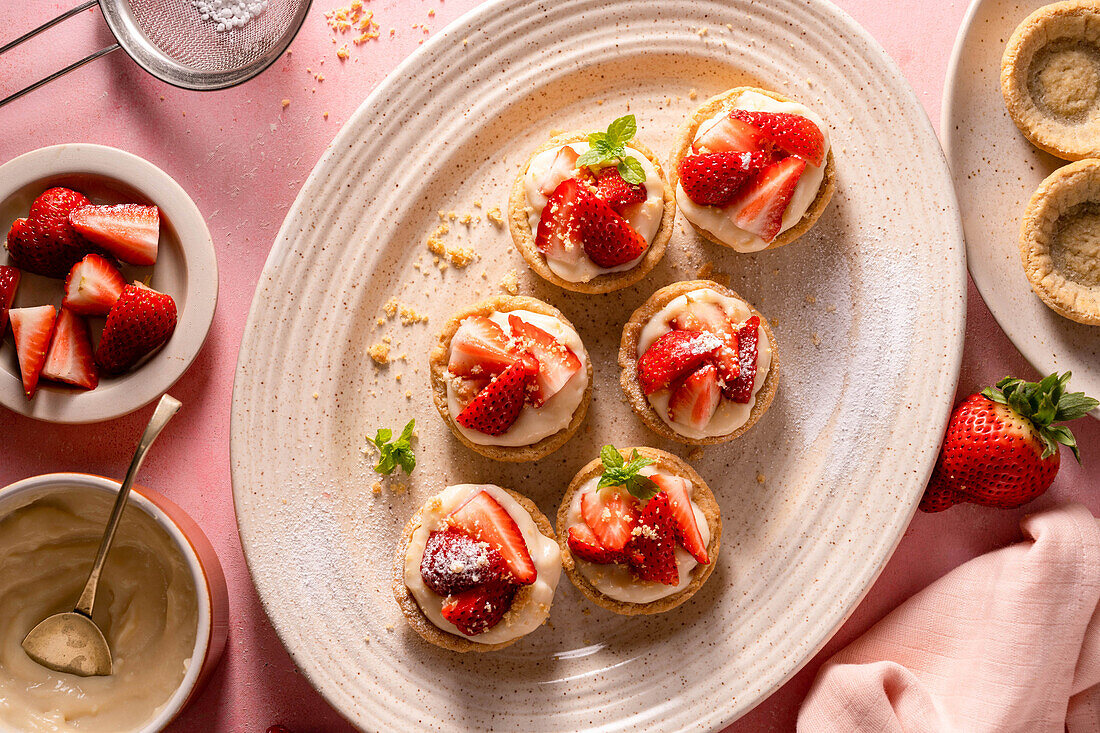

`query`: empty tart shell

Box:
[429,295,593,462]
[619,279,779,445]
[556,447,721,615]
[508,132,676,294]
[1002,1,1100,161]
[392,486,558,652]
[1019,159,1100,325]
[668,86,836,251]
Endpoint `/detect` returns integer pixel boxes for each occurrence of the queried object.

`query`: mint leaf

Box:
[368,419,416,475]
[618,157,646,185]
[606,114,637,145]
[596,446,657,501]
[575,148,604,169]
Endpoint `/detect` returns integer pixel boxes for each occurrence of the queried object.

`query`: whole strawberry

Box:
[920,372,1098,512]
[95,283,178,374]
[6,188,94,277]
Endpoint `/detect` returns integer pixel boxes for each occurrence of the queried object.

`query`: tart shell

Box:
[508,132,676,294]
[392,486,558,652]
[1019,158,1100,325]
[619,280,779,445]
[1001,1,1100,161]
[668,86,836,251]
[556,447,721,616]
[429,295,593,462]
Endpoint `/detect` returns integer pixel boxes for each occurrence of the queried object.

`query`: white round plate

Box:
[0,144,218,424]
[943,0,1100,414]
[231,0,965,729]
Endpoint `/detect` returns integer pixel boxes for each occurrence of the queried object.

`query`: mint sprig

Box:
[982,372,1098,461]
[596,444,658,501]
[575,114,647,185]
[367,419,416,475]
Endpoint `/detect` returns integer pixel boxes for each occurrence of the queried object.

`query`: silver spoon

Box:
[21,394,182,677]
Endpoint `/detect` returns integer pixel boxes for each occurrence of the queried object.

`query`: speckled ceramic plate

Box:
[944,0,1100,415]
[231,0,965,729]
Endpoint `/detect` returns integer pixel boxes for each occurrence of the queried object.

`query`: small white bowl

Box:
[0,144,218,423]
[0,473,229,732]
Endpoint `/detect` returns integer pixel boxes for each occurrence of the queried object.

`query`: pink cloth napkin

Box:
[798,504,1100,733]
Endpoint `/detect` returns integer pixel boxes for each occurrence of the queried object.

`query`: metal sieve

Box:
[0,0,312,108]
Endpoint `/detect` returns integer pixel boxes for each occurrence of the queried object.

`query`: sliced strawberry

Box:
[69,204,160,266]
[535,178,584,266]
[652,475,709,564]
[40,308,98,390]
[574,191,648,268]
[594,166,647,213]
[441,578,518,635]
[6,188,95,278]
[455,359,528,436]
[449,316,520,378]
[95,283,177,374]
[448,489,537,584]
[693,115,770,155]
[0,265,20,335]
[420,526,507,597]
[537,145,580,196]
[729,110,825,166]
[9,305,57,398]
[672,305,742,393]
[625,492,680,585]
[62,253,125,316]
[566,523,624,564]
[507,314,581,406]
[677,151,770,207]
[668,363,720,431]
[732,157,807,243]
[729,316,761,404]
[580,488,639,552]
[637,329,723,395]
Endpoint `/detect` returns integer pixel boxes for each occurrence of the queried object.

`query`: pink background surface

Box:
[1,0,1098,730]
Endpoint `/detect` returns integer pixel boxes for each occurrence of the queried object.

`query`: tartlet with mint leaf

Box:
[556,446,721,615]
[508,114,676,294]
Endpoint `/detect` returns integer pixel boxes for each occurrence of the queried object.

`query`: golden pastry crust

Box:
[508,132,676,294]
[392,486,558,652]
[619,280,779,445]
[556,447,721,615]
[429,295,593,462]
[1001,1,1100,161]
[668,87,836,251]
[1019,159,1100,324]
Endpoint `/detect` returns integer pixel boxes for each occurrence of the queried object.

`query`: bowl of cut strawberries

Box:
[0,144,217,423]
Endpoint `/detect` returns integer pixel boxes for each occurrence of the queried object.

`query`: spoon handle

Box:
[74,394,182,618]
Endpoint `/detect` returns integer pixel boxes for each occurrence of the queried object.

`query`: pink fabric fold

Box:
[798,504,1100,733]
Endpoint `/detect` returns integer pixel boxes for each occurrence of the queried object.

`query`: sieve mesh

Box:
[123,0,302,72]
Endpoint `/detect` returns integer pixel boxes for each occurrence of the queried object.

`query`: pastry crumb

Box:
[811,332,821,347]
[371,482,382,495]
[281,98,291,109]
[367,342,391,364]
[688,88,697,100]
[486,207,505,227]
[756,472,766,484]
[805,295,817,304]
[499,268,520,295]
[312,392,320,399]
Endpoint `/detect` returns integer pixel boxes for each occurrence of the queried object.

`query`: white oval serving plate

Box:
[0,144,218,424]
[943,0,1100,415]
[231,0,966,729]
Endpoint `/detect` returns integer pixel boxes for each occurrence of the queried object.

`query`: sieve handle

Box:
[0,0,120,109]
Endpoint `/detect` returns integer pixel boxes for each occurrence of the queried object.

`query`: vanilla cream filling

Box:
[403,484,561,645]
[523,142,665,282]
[0,488,197,733]
[676,90,831,252]
[565,467,710,604]
[637,288,772,439]
[446,309,588,447]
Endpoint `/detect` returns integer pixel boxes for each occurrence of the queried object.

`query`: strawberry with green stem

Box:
[920,372,1098,512]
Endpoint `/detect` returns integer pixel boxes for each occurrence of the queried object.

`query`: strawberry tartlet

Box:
[670,87,835,252]
[508,115,676,293]
[557,446,720,615]
[429,295,592,462]
[619,280,778,444]
[393,484,561,651]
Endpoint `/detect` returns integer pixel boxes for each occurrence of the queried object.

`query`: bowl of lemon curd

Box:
[0,473,228,732]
